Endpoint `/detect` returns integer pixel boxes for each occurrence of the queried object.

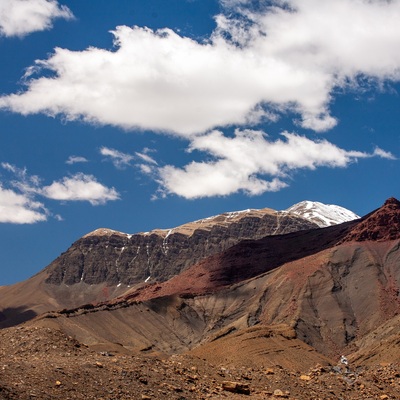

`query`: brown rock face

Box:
[339,197,400,243]
[44,210,318,287]
[128,219,356,301]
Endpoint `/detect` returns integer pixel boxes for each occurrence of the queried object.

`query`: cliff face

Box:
[45,210,318,286]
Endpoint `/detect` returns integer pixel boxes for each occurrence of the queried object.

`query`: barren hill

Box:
[0,198,400,399]
[0,206,317,328]
[27,198,400,361]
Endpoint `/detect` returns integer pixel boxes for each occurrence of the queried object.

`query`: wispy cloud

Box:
[100,147,134,169]
[41,173,120,205]
[135,151,158,165]
[372,147,396,160]
[156,130,394,199]
[1,1,400,133]
[1,162,41,194]
[0,0,73,38]
[66,155,89,165]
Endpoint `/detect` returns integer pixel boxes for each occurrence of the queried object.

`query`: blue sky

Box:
[0,0,398,285]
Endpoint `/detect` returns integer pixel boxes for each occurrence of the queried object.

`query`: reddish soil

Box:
[339,197,400,243]
[1,323,400,400]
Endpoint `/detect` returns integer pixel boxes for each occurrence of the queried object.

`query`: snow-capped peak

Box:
[285,201,360,227]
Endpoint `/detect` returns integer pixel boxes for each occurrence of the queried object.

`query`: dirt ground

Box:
[1,324,400,400]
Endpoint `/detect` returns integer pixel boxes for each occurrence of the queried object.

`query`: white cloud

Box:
[0,163,120,223]
[0,0,73,38]
[0,185,47,223]
[66,155,88,165]
[140,164,156,175]
[157,129,391,199]
[135,152,158,165]
[100,147,134,169]
[372,147,396,160]
[2,1,400,134]
[0,1,398,201]
[41,173,120,205]
[1,162,41,194]
[1,162,17,173]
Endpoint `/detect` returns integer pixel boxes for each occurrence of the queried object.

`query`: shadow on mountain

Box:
[0,307,37,329]
[129,219,359,302]
[202,219,357,288]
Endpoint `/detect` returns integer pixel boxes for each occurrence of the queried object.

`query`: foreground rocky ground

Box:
[1,324,400,400]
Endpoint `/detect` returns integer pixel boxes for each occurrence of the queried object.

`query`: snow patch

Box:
[285,201,359,227]
[162,229,173,255]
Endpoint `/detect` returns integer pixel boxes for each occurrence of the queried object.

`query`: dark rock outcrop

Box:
[45,209,318,286]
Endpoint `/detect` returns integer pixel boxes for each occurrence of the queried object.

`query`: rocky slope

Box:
[0,198,399,399]
[2,322,400,399]
[33,198,400,361]
[339,197,400,242]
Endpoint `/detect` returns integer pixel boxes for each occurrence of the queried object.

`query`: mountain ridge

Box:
[44,204,321,287]
[32,197,400,360]
[0,197,399,400]
[0,200,322,328]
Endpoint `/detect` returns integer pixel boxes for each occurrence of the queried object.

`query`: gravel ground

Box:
[1,325,400,399]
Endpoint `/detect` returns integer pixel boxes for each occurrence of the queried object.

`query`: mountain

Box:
[42,200,358,291]
[0,204,319,328]
[44,207,318,287]
[338,197,400,242]
[285,200,360,227]
[27,197,400,361]
[0,198,399,399]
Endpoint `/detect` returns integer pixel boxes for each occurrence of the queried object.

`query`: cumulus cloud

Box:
[0,0,73,38]
[0,185,47,223]
[0,1,398,202]
[41,173,120,205]
[2,1,400,134]
[0,163,48,223]
[100,147,134,169]
[157,130,392,199]
[66,155,89,165]
[0,164,119,223]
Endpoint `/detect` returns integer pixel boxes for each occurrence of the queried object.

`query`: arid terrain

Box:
[1,198,400,399]
[1,323,400,399]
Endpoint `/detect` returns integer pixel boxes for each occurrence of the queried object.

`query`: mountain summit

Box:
[0,199,361,329]
[285,200,360,227]
[339,196,400,243]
